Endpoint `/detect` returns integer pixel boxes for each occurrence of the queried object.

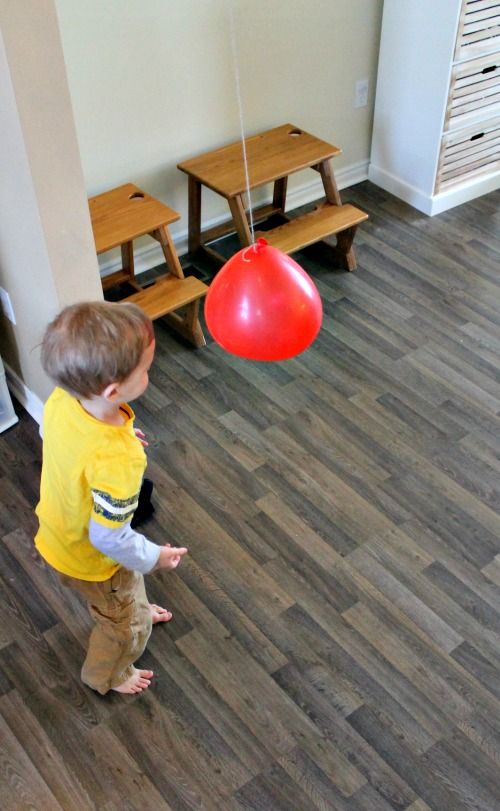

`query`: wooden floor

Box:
[2,181,500,810]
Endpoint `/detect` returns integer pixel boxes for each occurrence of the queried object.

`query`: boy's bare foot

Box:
[112,668,153,694]
[150,603,172,624]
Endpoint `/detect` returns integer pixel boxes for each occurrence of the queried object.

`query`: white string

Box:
[228,1,255,244]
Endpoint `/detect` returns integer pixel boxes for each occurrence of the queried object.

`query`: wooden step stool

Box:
[88,183,208,348]
[178,123,368,271]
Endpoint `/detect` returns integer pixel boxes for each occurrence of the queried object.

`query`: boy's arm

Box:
[88,519,188,573]
[88,518,160,573]
[87,455,187,573]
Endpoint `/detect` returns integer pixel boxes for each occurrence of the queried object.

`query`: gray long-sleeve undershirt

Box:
[88,518,161,574]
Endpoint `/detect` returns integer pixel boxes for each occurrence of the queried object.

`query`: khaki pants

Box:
[59,568,152,695]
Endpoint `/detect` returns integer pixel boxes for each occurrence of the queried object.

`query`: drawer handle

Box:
[470,132,484,141]
[482,65,497,74]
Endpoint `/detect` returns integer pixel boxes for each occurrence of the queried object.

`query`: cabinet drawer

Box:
[446,51,500,129]
[455,1,500,61]
[436,116,500,191]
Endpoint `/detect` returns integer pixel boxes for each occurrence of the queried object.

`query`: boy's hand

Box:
[154,543,188,571]
[134,428,148,447]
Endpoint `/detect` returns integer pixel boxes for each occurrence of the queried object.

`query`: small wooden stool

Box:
[178,124,368,271]
[89,183,208,348]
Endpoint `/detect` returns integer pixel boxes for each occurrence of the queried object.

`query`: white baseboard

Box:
[5,361,44,426]
[368,164,434,215]
[429,171,500,215]
[368,162,500,216]
[100,159,370,280]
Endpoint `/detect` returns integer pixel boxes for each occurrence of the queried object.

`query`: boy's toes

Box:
[112,668,154,694]
[150,604,173,624]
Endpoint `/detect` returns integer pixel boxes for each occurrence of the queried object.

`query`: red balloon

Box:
[205,238,323,361]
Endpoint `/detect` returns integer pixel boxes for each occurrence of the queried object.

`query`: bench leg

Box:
[272,176,288,214]
[163,299,206,348]
[188,177,202,254]
[121,241,140,287]
[153,226,184,279]
[335,226,358,271]
[184,299,206,348]
[318,159,342,206]
[317,159,362,270]
[228,195,253,246]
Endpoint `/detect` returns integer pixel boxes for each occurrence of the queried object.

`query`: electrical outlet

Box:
[354,78,369,108]
[0,287,16,325]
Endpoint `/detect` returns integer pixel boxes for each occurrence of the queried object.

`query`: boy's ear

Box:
[102,382,120,402]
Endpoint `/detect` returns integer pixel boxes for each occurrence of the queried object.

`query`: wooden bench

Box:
[178,124,368,271]
[89,183,208,348]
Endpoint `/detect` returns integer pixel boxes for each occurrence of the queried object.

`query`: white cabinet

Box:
[369,0,500,215]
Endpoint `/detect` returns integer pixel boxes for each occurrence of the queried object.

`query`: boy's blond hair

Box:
[41,301,154,398]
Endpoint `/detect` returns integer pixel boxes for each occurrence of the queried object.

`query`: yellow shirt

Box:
[35,387,146,581]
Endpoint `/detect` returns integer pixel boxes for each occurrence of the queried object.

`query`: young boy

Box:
[35,301,187,695]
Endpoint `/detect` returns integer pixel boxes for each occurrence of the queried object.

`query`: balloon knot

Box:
[242,238,268,262]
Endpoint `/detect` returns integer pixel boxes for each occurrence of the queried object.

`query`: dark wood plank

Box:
[347,704,472,811]
[0,711,66,811]
[0,690,95,811]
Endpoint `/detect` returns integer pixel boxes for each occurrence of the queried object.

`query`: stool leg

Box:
[188,177,202,254]
[121,242,138,286]
[272,177,288,214]
[153,226,184,279]
[228,195,252,247]
[318,159,342,206]
[184,300,206,348]
[335,226,358,271]
[319,159,356,270]
[163,299,206,349]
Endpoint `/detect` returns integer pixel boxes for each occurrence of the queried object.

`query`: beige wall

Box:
[55,0,383,268]
[0,1,102,412]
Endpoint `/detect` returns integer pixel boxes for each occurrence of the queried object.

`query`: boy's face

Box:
[114,339,155,403]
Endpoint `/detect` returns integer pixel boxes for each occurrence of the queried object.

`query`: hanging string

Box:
[228,1,256,244]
